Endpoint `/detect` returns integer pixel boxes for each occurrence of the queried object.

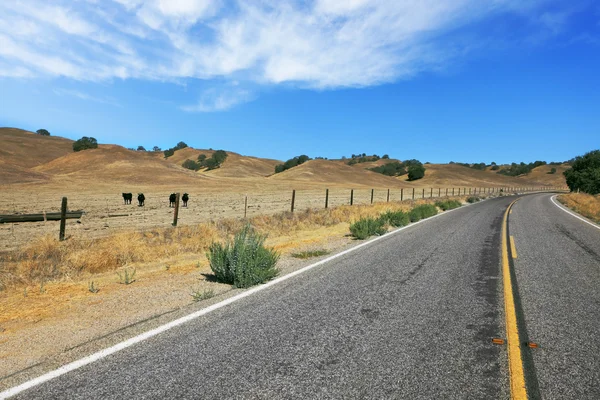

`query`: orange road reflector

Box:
[492,338,505,345]
[526,342,539,348]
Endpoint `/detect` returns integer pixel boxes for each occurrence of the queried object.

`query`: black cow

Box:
[182,193,189,207]
[137,193,145,207]
[169,193,177,207]
[122,192,132,205]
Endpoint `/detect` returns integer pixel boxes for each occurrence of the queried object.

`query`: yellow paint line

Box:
[503,201,527,399]
[510,236,518,259]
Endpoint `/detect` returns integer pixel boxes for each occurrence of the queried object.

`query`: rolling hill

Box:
[0,127,568,190]
[269,159,411,188]
[162,147,281,178]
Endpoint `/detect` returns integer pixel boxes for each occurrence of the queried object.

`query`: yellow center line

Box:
[510,236,518,259]
[503,200,527,399]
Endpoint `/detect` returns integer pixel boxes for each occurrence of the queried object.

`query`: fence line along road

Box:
[0,186,568,252]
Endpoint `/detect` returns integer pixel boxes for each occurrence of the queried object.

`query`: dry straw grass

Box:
[558,193,600,223]
[0,197,464,290]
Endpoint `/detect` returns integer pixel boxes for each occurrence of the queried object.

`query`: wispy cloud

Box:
[53,88,123,108]
[0,0,573,110]
[182,87,253,112]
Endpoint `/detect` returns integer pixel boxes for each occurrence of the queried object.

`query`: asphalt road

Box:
[509,194,600,399]
[5,193,599,399]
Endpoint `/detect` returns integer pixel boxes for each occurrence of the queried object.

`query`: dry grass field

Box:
[558,193,600,223]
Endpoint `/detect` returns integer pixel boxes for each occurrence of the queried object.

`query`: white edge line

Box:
[551,194,600,231]
[0,198,488,399]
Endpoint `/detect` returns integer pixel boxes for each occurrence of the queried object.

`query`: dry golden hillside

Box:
[269,159,410,188]
[207,153,281,178]
[0,127,73,168]
[33,145,211,186]
[517,164,568,186]
[414,164,522,187]
[163,147,281,177]
[0,127,567,190]
[160,147,212,165]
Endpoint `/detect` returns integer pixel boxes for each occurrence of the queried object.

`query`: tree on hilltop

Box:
[36,129,51,136]
[73,136,98,152]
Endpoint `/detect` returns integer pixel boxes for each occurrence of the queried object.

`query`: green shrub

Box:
[36,129,51,136]
[349,217,387,240]
[409,204,437,222]
[73,136,98,152]
[407,164,426,181]
[548,167,557,174]
[274,155,311,173]
[207,225,279,288]
[380,210,410,227]
[182,159,202,171]
[435,200,462,211]
[466,196,480,203]
[564,150,600,194]
[369,162,406,176]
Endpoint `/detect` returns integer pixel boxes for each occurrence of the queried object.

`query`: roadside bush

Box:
[564,150,600,194]
[435,200,462,211]
[380,210,410,227]
[466,196,481,203]
[207,225,279,288]
[409,204,437,222]
[349,217,387,240]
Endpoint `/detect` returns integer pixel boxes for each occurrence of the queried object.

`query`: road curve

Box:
[4,193,599,399]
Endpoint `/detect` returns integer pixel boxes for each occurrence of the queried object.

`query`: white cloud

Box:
[0,0,566,109]
[53,88,123,107]
[182,87,253,112]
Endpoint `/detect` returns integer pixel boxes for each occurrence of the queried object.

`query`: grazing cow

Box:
[137,193,145,207]
[182,193,189,207]
[122,192,132,205]
[169,193,177,207]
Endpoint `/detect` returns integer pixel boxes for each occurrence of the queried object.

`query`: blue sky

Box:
[0,0,598,164]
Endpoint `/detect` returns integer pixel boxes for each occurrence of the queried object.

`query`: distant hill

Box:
[162,147,281,178]
[269,159,410,188]
[0,127,73,169]
[33,145,208,186]
[0,127,567,190]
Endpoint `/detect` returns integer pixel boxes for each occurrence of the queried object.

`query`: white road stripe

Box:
[551,195,600,231]
[0,198,484,399]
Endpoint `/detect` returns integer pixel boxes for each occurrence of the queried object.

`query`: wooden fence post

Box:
[430,188,433,198]
[59,197,67,241]
[412,188,415,200]
[438,188,441,197]
[350,189,354,206]
[371,189,374,204]
[422,188,425,199]
[244,195,248,218]
[291,190,296,212]
[452,188,455,196]
[401,188,404,201]
[387,189,390,202]
[172,193,180,226]
[325,189,329,209]
[446,188,448,196]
